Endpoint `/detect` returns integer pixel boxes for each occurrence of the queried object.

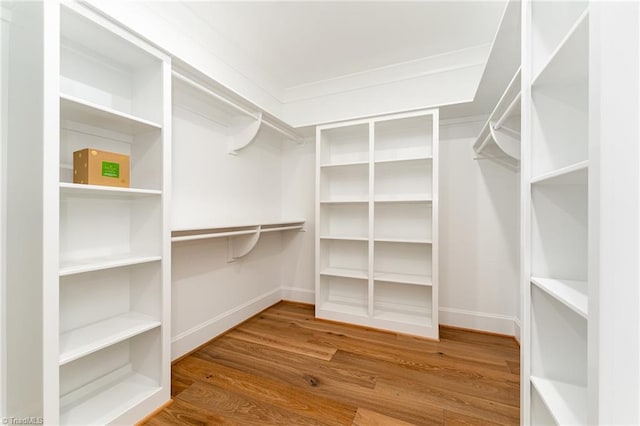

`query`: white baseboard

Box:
[171,289,521,360]
[439,306,518,337]
[280,286,315,304]
[513,317,521,344]
[170,287,282,360]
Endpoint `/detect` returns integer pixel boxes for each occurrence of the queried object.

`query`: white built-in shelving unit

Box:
[4,2,172,424]
[56,4,172,424]
[316,109,439,339]
[474,67,521,170]
[522,1,591,424]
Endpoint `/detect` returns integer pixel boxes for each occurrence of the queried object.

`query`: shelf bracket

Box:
[227,226,261,262]
[228,112,263,155]
[489,120,521,160]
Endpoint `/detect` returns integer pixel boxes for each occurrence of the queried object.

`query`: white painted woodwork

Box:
[4,2,171,423]
[4,2,54,419]
[522,2,598,424]
[172,70,301,155]
[589,2,640,423]
[439,120,520,338]
[530,277,587,319]
[0,5,8,417]
[473,68,521,169]
[316,109,439,339]
[530,376,588,426]
[171,221,305,263]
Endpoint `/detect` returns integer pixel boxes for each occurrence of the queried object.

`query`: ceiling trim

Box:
[282,43,491,103]
[283,63,485,128]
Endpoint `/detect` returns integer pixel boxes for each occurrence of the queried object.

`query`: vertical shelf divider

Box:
[368,122,375,318]
[431,110,440,330]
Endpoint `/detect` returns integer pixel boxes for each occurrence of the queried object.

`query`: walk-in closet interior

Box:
[1,0,639,424]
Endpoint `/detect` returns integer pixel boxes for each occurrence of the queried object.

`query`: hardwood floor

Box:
[144,302,520,425]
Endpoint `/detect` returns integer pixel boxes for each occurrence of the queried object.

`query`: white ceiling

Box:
[183,1,507,91]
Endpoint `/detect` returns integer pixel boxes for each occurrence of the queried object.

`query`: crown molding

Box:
[282,44,491,104]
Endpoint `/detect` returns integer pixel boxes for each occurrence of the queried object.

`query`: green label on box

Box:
[102,161,120,178]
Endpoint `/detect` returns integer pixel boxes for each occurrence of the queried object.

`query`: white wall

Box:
[170,86,302,360]
[280,136,316,303]
[439,121,520,338]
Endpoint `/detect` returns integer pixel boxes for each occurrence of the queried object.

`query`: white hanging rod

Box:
[171,229,258,243]
[172,70,257,119]
[172,70,303,143]
[261,119,303,143]
[476,132,493,153]
[474,155,519,171]
[494,92,521,130]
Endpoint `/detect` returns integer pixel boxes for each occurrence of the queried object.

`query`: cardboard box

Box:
[73,149,130,188]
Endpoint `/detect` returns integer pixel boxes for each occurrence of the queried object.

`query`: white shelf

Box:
[320,235,368,242]
[320,160,369,168]
[59,313,160,365]
[318,122,368,165]
[318,301,368,318]
[374,272,432,286]
[532,10,589,88]
[59,254,161,277]
[59,182,162,198]
[320,199,369,204]
[530,376,587,426]
[374,308,433,327]
[474,68,521,169]
[375,238,431,244]
[374,195,432,203]
[531,277,587,319]
[374,156,433,164]
[320,267,368,280]
[60,366,160,426]
[531,160,588,185]
[60,93,162,135]
[374,113,433,162]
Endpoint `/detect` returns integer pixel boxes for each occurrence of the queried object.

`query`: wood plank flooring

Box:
[144,302,520,425]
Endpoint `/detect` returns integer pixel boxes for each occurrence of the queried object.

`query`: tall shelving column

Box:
[316,123,370,320]
[53,4,171,425]
[372,111,438,339]
[316,109,438,339]
[522,1,590,424]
